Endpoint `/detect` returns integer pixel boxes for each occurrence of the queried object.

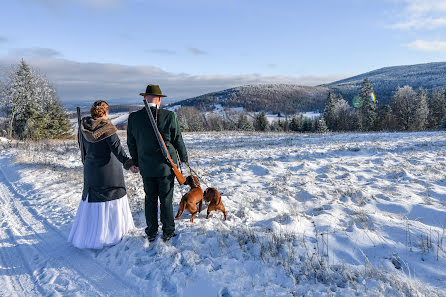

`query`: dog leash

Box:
[175,149,211,189]
[186,162,211,189]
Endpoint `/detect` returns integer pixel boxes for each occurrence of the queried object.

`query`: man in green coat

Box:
[127,84,188,242]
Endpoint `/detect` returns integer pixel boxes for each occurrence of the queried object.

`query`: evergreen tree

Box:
[316,118,328,133]
[237,113,253,131]
[0,59,71,139]
[428,88,446,129]
[359,78,377,131]
[323,91,337,131]
[289,116,302,132]
[376,104,394,131]
[270,120,282,132]
[253,112,269,131]
[302,118,312,132]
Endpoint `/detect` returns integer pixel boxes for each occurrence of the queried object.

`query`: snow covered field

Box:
[0,131,445,296]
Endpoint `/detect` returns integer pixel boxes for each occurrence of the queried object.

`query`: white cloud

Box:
[0,58,348,103]
[188,47,207,55]
[27,0,120,10]
[145,49,177,55]
[392,17,446,29]
[391,0,446,29]
[9,47,62,58]
[77,0,120,9]
[406,39,446,51]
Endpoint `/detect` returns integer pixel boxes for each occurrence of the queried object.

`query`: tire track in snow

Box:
[0,160,141,296]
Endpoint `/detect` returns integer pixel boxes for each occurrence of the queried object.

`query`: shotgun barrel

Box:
[76,107,85,164]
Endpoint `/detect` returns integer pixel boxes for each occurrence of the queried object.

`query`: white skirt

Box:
[68,194,135,249]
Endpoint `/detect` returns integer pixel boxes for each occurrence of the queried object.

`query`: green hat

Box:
[139,84,167,97]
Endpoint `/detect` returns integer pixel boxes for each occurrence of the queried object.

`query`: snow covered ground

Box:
[0,131,445,296]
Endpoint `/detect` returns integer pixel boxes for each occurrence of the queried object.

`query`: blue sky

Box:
[1,0,446,103]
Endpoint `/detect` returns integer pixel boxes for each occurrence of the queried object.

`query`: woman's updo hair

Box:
[90,100,109,119]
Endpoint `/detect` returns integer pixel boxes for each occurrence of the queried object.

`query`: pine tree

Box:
[237,113,253,131]
[289,116,302,132]
[316,118,328,133]
[302,118,312,132]
[323,91,337,131]
[253,112,269,131]
[376,104,394,131]
[44,98,72,139]
[428,88,446,129]
[0,59,71,139]
[270,120,282,132]
[359,78,377,131]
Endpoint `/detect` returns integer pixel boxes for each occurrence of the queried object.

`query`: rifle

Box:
[143,100,186,185]
[76,107,85,164]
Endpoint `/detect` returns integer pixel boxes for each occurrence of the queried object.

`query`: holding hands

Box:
[130,165,139,173]
[124,159,139,173]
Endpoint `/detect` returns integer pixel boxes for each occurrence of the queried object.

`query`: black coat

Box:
[80,117,130,203]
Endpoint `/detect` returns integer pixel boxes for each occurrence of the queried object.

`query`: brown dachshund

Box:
[203,187,227,220]
[175,176,203,222]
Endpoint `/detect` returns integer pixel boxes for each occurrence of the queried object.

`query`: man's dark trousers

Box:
[143,174,175,237]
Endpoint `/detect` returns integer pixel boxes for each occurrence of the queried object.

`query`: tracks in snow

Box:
[0,158,141,297]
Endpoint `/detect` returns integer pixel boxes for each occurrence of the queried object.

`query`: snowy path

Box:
[0,158,141,297]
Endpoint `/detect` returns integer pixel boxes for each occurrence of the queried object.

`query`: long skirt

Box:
[68,194,135,249]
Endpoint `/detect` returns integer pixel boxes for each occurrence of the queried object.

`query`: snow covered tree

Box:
[207,115,224,131]
[428,88,446,129]
[411,88,429,131]
[323,91,337,131]
[253,112,269,131]
[237,113,254,131]
[315,118,328,133]
[289,116,302,132]
[391,86,417,130]
[0,59,71,139]
[359,78,377,131]
[333,95,355,131]
[176,106,204,131]
[282,117,290,132]
[270,120,282,132]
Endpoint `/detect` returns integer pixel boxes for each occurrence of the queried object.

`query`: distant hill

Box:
[324,62,446,104]
[170,62,446,113]
[170,84,329,114]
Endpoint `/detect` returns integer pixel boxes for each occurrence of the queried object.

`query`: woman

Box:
[68,100,136,249]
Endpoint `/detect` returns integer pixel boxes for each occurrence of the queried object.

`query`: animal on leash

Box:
[203,187,227,220]
[175,176,203,222]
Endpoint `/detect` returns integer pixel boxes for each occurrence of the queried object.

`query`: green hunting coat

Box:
[127,107,188,177]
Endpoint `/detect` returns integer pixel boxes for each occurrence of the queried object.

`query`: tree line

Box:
[176,78,446,133]
[176,106,328,133]
[323,78,446,132]
[0,60,72,140]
